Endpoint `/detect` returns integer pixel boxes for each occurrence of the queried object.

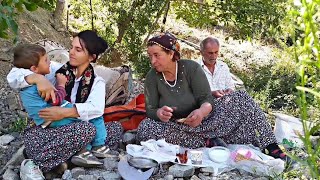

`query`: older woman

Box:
[7,30,123,176]
[136,33,290,164]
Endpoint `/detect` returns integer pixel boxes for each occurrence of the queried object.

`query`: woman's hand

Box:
[223,89,234,95]
[39,106,79,121]
[212,90,225,98]
[39,106,66,121]
[184,109,204,128]
[184,102,212,128]
[157,106,174,122]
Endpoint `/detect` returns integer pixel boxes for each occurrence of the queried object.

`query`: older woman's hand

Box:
[212,90,225,98]
[184,109,204,127]
[157,106,174,122]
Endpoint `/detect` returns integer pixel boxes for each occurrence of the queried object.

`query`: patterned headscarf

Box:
[147,32,181,61]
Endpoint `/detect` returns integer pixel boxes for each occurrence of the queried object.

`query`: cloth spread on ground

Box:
[126,139,285,177]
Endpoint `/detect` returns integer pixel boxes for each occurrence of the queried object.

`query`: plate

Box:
[127,156,158,169]
[208,147,230,163]
[173,158,208,168]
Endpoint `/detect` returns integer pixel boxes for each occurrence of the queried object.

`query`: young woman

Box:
[7,30,123,175]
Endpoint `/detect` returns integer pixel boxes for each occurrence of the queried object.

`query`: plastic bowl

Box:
[208,147,230,163]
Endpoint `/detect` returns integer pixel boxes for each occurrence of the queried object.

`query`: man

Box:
[197,37,235,98]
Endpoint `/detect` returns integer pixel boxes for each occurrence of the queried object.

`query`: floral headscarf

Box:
[56,62,95,103]
[148,32,181,61]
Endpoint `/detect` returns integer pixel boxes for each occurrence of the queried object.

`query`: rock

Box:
[9,141,23,148]
[71,167,86,179]
[9,132,20,139]
[103,158,119,171]
[16,110,28,119]
[1,145,25,174]
[62,169,72,180]
[168,164,195,178]
[3,168,19,180]
[0,134,15,146]
[164,174,174,180]
[203,172,210,176]
[198,173,211,180]
[190,175,201,180]
[101,171,121,180]
[238,169,251,176]
[215,170,241,179]
[6,93,22,111]
[77,175,99,180]
[200,167,214,174]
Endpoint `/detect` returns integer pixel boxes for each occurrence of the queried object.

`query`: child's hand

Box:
[56,73,67,87]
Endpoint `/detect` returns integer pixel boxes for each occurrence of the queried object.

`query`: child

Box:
[13,44,74,128]
[13,44,111,164]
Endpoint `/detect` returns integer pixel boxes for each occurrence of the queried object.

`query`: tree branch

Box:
[115,0,145,44]
[143,0,170,45]
[174,0,206,5]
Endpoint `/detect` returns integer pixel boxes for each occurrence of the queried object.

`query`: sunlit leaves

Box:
[290,0,320,178]
[0,0,54,41]
[68,0,167,76]
[172,0,287,40]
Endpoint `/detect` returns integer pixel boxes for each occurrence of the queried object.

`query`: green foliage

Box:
[68,0,167,77]
[172,0,287,40]
[0,0,54,41]
[10,117,27,133]
[289,0,320,178]
[227,57,298,114]
[131,54,151,78]
[66,0,292,77]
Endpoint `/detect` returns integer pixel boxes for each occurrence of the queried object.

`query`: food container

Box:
[127,156,158,169]
[208,146,230,163]
[189,150,203,165]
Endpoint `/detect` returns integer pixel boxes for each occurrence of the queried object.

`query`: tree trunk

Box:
[52,0,66,31]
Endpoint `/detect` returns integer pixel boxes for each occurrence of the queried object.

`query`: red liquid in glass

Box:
[176,150,188,163]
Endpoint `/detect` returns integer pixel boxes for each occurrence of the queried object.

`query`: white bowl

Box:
[208,147,230,163]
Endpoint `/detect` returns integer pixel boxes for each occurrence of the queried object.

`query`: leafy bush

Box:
[131,54,151,79]
[287,0,320,177]
[0,0,55,41]
[226,55,298,114]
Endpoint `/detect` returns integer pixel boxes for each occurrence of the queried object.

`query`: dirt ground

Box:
[0,8,71,62]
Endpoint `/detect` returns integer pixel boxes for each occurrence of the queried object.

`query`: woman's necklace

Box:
[162,61,178,88]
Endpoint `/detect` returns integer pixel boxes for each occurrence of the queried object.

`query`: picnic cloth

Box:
[126,139,285,177]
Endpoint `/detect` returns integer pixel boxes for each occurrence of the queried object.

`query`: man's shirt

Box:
[196,58,235,91]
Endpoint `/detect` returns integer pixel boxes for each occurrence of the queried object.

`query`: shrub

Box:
[226,54,297,114]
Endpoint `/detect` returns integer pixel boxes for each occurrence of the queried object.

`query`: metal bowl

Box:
[127,156,158,169]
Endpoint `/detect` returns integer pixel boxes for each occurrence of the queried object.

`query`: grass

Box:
[10,117,28,133]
